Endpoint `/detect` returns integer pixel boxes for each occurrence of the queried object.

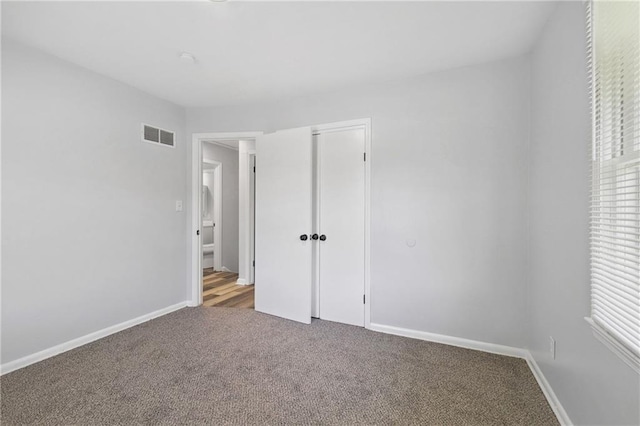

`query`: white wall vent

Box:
[142,123,175,148]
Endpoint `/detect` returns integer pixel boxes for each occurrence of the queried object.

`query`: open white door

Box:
[255,127,313,324]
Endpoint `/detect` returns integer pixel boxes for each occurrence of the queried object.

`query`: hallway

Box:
[203,269,254,309]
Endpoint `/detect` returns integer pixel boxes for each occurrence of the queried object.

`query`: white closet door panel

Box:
[319,128,365,326]
[255,127,313,324]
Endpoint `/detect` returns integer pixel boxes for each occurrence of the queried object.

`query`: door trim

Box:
[249,153,257,285]
[311,118,372,329]
[237,143,257,286]
[190,132,262,307]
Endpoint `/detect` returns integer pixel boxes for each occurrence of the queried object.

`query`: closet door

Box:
[255,127,313,324]
[318,128,366,326]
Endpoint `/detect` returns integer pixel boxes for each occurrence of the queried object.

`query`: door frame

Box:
[249,153,257,285]
[311,118,372,328]
[237,141,257,285]
[190,132,262,306]
[202,158,222,272]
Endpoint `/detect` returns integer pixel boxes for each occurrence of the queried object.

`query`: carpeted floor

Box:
[0,307,557,425]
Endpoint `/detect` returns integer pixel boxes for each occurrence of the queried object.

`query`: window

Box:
[587,0,640,372]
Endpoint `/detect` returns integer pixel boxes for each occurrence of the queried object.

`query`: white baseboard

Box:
[1,301,188,376]
[236,278,248,285]
[369,323,528,359]
[221,266,232,272]
[526,354,573,425]
[369,322,569,425]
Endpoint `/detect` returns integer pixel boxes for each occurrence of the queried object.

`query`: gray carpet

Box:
[1,307,557,425]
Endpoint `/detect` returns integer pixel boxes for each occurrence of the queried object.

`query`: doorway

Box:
[191,132,262,307]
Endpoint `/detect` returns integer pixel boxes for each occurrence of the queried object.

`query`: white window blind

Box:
[587,0,640,372]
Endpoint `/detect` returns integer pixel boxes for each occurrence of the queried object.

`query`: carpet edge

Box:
[1,301,188,375]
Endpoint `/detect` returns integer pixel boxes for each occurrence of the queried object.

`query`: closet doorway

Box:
[254,119,371,327]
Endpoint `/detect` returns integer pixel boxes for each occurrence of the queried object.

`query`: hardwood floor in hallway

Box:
[202,269,254,309]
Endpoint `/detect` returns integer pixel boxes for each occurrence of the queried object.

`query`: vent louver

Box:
[142,124,175,148]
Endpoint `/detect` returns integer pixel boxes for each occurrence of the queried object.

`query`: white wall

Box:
[202,143,239,272]
[187,56,531,348]
[528,3,640,425]
[1,39,187,364]
[203,172,215,222]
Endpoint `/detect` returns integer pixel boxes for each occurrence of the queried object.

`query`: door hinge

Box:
[196,230,200,236]
[252,260,255,267]
[253,166,255,173]
[363,152,366,162]
[363,294,366,304]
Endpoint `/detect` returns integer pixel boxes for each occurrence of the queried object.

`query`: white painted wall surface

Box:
[203,172,215,222]
[202,143,239,272]
[1,39,188,364]
[187,56,531,348]
[528,3,640,425]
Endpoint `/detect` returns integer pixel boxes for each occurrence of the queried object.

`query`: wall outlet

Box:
[549,336,556,360]
[175,200,183,212]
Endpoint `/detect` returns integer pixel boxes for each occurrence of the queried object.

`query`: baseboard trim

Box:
[369,323,528,359]
[525,354,573,425]
[0,301,188,376]
[236,278,248,285]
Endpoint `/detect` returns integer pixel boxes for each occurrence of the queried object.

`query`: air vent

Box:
[142,124,175,148]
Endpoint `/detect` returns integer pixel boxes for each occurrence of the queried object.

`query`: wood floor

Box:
[202,269,254,309]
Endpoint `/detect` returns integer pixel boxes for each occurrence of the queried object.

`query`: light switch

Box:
[175,200,183,212]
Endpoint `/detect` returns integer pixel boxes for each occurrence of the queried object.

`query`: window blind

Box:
[588,0,640,370]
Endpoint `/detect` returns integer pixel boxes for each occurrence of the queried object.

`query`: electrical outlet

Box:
[175,200,183,212]
[549,336,556,360]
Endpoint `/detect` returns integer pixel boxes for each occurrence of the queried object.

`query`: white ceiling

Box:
[2,1,556,108]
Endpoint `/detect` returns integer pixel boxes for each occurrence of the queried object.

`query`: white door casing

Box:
[255,127,313,324]
[249,154,256,285]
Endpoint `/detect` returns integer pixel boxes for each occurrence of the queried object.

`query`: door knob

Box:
[311,234,319,240]
[319,234,327,241]
[300,234,308,241]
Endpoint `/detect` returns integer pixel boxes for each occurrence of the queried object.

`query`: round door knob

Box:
[319,234,327,241]
[300,234,308,241]
[312,234,319,240]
